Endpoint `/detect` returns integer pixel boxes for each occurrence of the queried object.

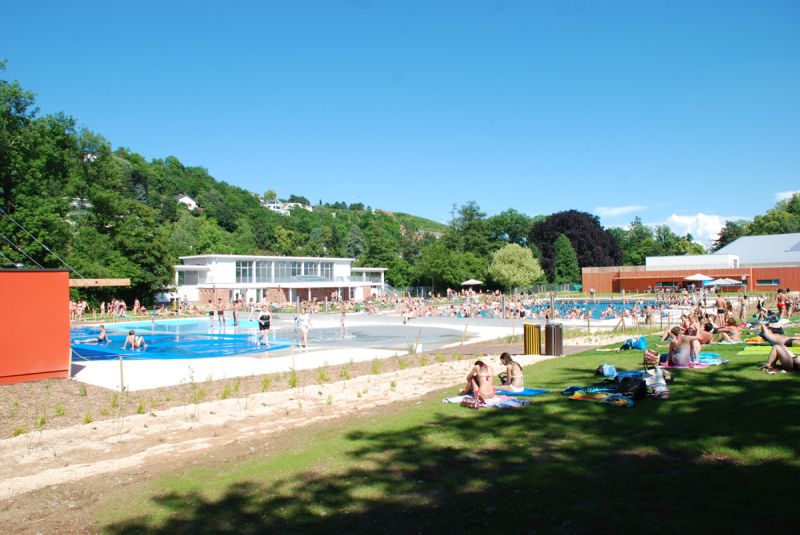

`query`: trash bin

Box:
[523,323,541,355]
[544,323,563,356]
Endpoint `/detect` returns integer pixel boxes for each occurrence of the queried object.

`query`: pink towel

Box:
[661,362,709,369]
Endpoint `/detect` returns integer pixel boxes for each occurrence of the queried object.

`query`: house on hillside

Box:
[259,198,312,215]
[176,194,199,211]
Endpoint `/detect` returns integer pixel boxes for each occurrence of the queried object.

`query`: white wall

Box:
[646,254,739,271]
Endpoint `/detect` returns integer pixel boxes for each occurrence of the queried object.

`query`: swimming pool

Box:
[70,319,290,361]
[525,300,661,320]
[70,318,470,361]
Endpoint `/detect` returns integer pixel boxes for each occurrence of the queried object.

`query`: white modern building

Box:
[173,254,386,305]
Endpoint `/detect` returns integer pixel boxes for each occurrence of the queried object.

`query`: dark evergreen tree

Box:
[529,210,621,279]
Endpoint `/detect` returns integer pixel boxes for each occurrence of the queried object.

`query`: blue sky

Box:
[3,0,799,244]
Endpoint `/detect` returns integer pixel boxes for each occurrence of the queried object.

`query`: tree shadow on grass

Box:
[105,359,800,535]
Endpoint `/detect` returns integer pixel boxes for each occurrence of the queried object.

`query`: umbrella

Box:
[461,279,483,286]
[706,278,743,287]
[683,273,713,281]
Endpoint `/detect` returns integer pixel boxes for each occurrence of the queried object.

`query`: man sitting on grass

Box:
[667,326,703,366]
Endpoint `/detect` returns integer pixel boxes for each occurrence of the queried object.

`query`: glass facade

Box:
[303,261,317,276]
[255,260,270,282]
[320,262,333,279]
[235,261,253,283]
[290,261,301,277]
[275,261,290,281]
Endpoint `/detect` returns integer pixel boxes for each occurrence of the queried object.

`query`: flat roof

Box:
[351,267,388,272]
[179,254,356,262]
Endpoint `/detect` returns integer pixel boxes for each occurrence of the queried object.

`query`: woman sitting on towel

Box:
[498,352,524,392]
[460,360,496,399]
[667,326,702,366]
[714,318,742,343]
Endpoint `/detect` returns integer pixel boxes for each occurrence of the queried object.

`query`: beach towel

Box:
[561,386,634,408]
[697,356,729,366]
[493,388,549,397]
[442,394,531,409]
[737,346,773,356]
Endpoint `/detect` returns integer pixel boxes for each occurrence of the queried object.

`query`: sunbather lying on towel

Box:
[460,360,496,399]
[761,343,800,373]
[498,352,525,392]
[759,323,800,347]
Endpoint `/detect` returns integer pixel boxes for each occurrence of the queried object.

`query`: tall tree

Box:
[529,210,620,277]
[552,234,580,284]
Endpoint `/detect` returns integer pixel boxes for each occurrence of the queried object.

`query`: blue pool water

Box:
[70,319,290,361]
[525,300,661,320]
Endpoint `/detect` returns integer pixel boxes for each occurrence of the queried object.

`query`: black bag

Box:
[617,377,647,400]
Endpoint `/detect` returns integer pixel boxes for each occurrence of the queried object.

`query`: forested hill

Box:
[3,68,797,302]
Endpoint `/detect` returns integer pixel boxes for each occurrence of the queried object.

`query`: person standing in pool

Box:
[216,298,226,326]
[297,308,311,351]
[257,304,271,347]
[232,299,240,327]
[340,308,347,337]
[207,299,215,326]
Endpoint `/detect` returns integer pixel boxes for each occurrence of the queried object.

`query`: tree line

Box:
[5,65,792,302]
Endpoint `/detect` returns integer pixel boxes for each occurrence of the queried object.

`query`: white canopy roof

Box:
[683,273,713,281]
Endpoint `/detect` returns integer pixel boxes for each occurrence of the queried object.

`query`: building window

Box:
[303,261,316,276]
[178,271,199,285]
[320,262,333,279]
[291,261,301,277]
[255,261,270,283]
[236,261,253,283]
[275,261,290,281]
[757,279,780,286]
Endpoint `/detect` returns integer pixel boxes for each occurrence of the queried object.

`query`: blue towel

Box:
[494,388,549,397]
[697,352,720,358]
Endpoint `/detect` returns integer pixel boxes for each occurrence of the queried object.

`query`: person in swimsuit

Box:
[715,318,741,343]
[759,323,800,347]
[207,299,214,326]
[460,360,496,399]
[122,330,146,349]
[297,308,311,350]
[216,298,226,326]
[498,352,524,392]
[77,324,110,344]
[762,343,799,372]
[667,327,702,366]
[257,304,271,347]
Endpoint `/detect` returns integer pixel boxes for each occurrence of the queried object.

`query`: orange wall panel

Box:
[0,271,70,384]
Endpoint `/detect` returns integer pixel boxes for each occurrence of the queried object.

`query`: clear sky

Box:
[3,0,799,244]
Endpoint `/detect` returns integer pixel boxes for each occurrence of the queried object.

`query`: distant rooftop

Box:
[715,233,800,265]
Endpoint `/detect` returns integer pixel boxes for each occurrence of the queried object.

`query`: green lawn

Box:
[101,335,800,534]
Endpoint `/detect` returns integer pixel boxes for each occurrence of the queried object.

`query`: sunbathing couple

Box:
[460,352,524,399]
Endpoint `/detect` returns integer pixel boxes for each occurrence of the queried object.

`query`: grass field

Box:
[100,334,800,534]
